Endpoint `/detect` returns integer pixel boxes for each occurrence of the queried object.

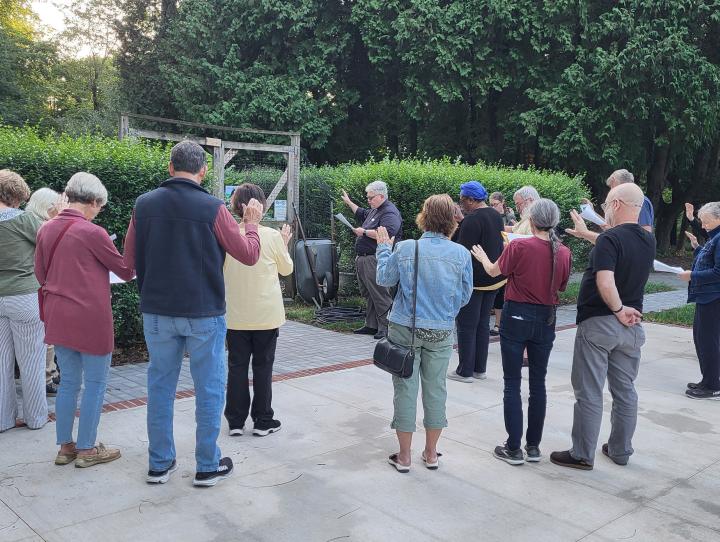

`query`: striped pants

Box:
[0,293,48,431]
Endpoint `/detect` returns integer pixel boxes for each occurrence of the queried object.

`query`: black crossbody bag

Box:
[373,240,418,379]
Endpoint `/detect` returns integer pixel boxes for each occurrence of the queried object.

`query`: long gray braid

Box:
[528,199,562,323]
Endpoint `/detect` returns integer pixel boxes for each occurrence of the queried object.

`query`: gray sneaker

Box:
[525,445,542,462]
[447,371,473,383]
[473,372,487,380]
[494,444,525,465]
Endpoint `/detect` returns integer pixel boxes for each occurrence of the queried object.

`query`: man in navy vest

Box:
[124,141,262,487]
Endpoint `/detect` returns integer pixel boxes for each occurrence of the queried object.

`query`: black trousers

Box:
[225,329,279,429]
[455,290,498,377]
[693,299,720,391]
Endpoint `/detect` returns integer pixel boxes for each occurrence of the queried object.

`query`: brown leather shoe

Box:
[74,443,121,468]
[55,451,77,465]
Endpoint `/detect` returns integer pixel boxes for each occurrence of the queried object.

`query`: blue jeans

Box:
[500,301,556,451]
[54,346,111,450]
[143,313,227,473]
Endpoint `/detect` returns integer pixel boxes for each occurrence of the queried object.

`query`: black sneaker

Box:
[686,388,720,400]
[147,459,178,484]
[687,382,703,390]
[353,326,378,335]
[46,383,58,396]
[602,443,628,466]
[494,444,525,465]
[489,327,500,337]
[228,426,244,437]
[524,445,542,462]
[253,419,281,437]
[193,457,233,487]
[550,450,593,470]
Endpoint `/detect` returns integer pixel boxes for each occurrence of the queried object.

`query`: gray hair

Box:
[170,141,207,174]
[606,169,634,187]
[365,180,388,199]
[698,201,720,220]
[27,187,59,221]
[514,185,540,202]
[65,172,108,206]
[529,198,562,319]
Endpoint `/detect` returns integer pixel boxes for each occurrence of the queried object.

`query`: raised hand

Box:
[242,198,264,224]
[280,223,292,246]
[565,209,590,239]
[341,189,353,207]
[376,226,394,246]
[685,202,694,222]
[685,230,699,250]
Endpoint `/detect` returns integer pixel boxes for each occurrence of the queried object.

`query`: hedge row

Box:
[0,127,591,348]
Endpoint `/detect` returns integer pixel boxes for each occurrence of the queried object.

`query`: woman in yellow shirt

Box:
[224,184,293,437]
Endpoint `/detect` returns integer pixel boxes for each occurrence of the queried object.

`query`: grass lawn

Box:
[285,297,367,333]
[644,304,695,327]
[559,281,676,305]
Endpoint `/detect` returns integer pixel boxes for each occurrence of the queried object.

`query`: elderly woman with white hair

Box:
[682,201,720,400]
[0,170,48,432]
[35,172,135,467]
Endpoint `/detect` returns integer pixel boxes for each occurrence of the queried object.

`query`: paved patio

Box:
[1,321,719,542]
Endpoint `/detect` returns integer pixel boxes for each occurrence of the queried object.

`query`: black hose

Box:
[313,306,366,324]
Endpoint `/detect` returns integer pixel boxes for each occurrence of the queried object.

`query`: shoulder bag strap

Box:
[42,221,75,287]
[410,239,419,347]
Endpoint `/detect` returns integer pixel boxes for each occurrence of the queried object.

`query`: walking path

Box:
[2,323,718,541]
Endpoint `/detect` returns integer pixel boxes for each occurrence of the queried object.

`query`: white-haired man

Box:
[508,186,541,234]
[342,180,403,340]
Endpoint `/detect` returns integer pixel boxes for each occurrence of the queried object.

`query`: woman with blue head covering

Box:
[448,181,506,383]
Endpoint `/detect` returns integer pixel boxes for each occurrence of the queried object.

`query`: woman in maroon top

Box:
[35,172,134,468]
[472,198,571,466]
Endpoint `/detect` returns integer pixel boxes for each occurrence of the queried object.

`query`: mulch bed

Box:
[112,344,149,366]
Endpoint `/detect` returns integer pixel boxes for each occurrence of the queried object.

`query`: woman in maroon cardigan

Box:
[35,172,134,468]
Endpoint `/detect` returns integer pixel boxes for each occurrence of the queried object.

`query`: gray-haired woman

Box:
[472,199,572,465]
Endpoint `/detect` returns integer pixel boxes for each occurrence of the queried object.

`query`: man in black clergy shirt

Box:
[341,180,402,340]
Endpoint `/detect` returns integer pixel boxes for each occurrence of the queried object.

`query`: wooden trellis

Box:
[119,113,301,222]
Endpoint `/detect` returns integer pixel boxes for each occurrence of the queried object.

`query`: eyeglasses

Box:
[367,194,380,202]
[601,199,642,211]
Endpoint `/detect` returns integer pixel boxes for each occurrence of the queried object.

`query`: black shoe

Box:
[193,457,233,487]
[524,445,542,463]
[686,387,720,400]
[46,383,58,396]
[602,443,628,466]
[147,459,178,484]
[354,326,378,335]
[489,327,500,337]
[494,444,525,465]
[253,419,282,437]
[687,382,703,390]
[373,331,387,340]
[550,450,593,470]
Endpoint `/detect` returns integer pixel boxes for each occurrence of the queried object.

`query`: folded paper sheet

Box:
[109,272,135,284]
[653,260,685,274]
[334,213,355,230]
[579,204,607,226]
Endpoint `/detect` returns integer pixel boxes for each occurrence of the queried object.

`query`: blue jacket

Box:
[134,178,226,317]
[376,232,473,330]
[688,225,720,304]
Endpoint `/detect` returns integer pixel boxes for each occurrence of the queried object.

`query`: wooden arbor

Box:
[118,113,301,222]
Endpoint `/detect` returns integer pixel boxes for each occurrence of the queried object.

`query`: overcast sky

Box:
[32,0,65,34]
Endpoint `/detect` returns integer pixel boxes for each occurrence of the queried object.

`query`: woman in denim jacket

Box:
[376,194,473,472]
[681,202,720,400]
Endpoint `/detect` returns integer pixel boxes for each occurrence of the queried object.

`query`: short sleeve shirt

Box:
[638,197,654,228]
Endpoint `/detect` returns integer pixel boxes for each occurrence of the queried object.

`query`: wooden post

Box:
[118,114,129,140]
[212,141,225,200]
[287,134,301,224]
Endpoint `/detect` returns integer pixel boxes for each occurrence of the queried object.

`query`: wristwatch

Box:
[362,229,367,237]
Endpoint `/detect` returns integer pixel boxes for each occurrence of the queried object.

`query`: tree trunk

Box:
[407,118,418,156]
[646,139,670,213]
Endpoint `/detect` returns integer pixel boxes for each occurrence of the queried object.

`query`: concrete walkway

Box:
[1,323,718,541]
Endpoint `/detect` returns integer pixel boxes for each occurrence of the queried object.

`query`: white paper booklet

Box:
[579,204,607,226]
[110,272,136,284]
[334,213,355,230]
[653,260,685,274]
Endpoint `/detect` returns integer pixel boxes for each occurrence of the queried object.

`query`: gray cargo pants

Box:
[570,315,646,464]
[356,254,393,334]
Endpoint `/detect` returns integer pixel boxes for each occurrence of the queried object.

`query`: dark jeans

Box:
[455,289,497,377]
[500,301,556,451]
[225,328,279,429]
[694,299,720,391]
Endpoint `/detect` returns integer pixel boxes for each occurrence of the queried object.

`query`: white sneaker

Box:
[229,427,244,436]
[473,372,487,380]
[447,371,474,383]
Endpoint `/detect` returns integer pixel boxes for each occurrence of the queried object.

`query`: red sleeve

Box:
[496,242,516,277]
[213,205,261,265]
[558,247,572,292]
[89,227,135,281]
[123,212,136,272]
